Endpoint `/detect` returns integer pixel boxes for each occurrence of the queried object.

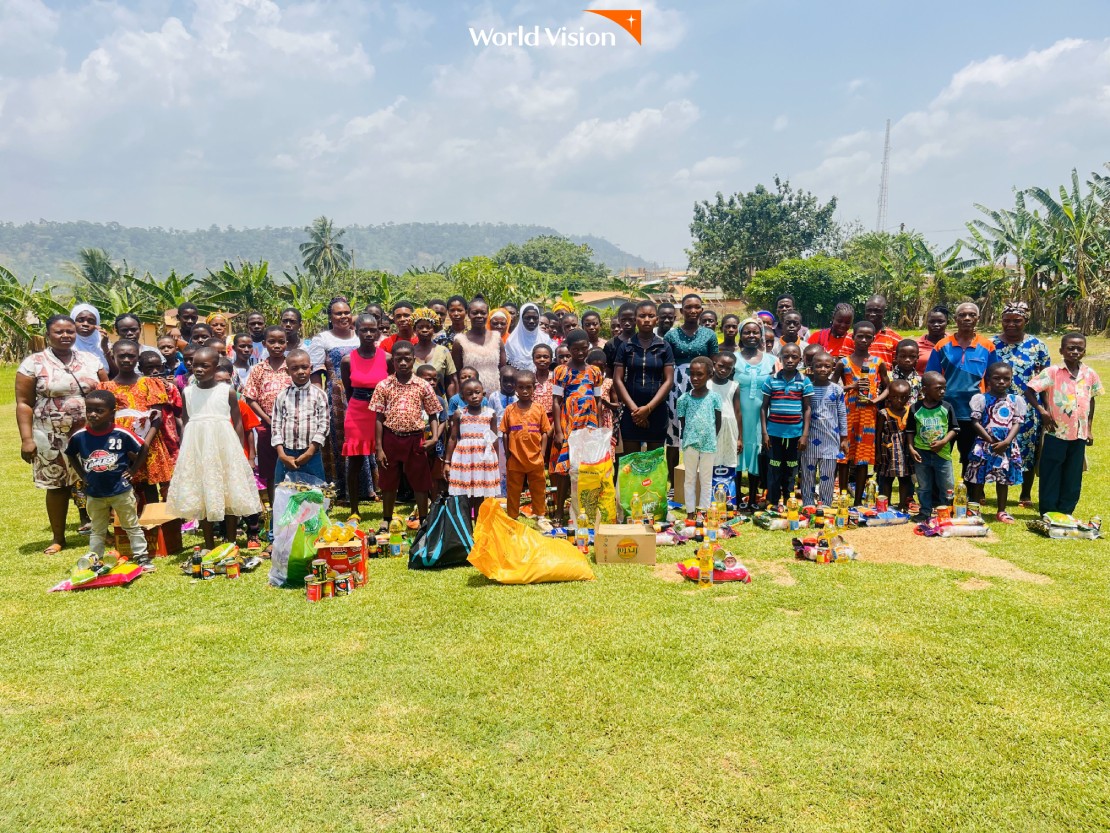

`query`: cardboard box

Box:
[314,529,369,586]
[113,502,183,558]
[673,464,685,502]
[594,524,656,564]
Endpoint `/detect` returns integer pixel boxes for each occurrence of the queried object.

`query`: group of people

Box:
[14,291,1102,561]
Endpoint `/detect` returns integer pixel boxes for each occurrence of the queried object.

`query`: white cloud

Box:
[545,99,699,168]
[772,114,788,132]
[672,155,743,188]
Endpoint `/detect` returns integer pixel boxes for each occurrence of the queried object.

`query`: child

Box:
[216,359,264,549]
[719,314,740,356]
[582,311,607,350]
[98,339,174,503]
[710,352,742,492]
[677,356,723,516]
[772,311,804,356]
[270,348,329,485]
[445,379,501,510]
[371,341,442,530]
[833,320,889,504]
[166,346,263,549]
[965,362,1026,522]
[908,372,958,521]
[555,343,571,367]
[231,333,254,390]
[588,348,620,448]
[177,342,199,391]
[760,343,813,506]
[501,370,553,527]
[891,339,922,406]
[802,343,822,376]
[447,366,485,417]
[801,351,847,506]
[532,344,554,415]
[551,329,604,525]
[1025,332,1103,516]
[158,334,181,378]
[417,363,449,498]
[875,379,914,510]
[66,389,159,569]
[140,350,183,468]
[243,326,291,501]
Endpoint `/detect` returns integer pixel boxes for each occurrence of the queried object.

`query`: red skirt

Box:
[343,399,377,456]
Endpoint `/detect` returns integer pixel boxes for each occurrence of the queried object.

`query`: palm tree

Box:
[1026,169,1101,301]
[129,269,197,314]
[0,266,67,361]
[300,216,352,278]
[64,247,118,286]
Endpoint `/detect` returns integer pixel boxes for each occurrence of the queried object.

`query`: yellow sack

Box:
[577,460,617,525]
[468,499,596,584]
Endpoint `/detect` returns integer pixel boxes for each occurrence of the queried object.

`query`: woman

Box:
[613,300,674,453]
[992,301,1049,507]
[806,303,854,359]
[489,308,511,342]
[734,318,778,508]
[309,298,360,498]
[664,294,719,454]
[412,307,458,396]
[504,303,553,373]
[206,312,231,343]
[916,305,949,374]
[70,303,109,371]
[451,297,505,398]
[434,295,469,348]
[15,315,107,553]
[341,315,389,516]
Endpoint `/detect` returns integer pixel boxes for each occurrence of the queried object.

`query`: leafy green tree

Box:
[495,235,608,279]
[128,269,197,315]
[687,177,838,295]
[64,247,119,286]
[746,256,871,324]
[300,216,352,278]
[0,266,66,361]
[449,257,550,308]
[197,260,279,315]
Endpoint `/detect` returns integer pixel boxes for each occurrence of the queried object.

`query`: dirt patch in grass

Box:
[747,559,798,586]
[840,525,1051,584]
[958,578,993,591]
[652,563,684,584]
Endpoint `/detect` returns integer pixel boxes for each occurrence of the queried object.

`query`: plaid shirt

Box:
[270,382,329,450]
[370,375,443,434]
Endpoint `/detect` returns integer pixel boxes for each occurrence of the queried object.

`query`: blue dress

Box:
[993,334,1049,471]
[734,351,778,473]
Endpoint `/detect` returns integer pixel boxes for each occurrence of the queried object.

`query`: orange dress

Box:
[839,355,884,467]
[98,376,176,485]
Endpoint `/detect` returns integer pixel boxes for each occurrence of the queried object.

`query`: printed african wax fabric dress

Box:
[552,363,603,475]
[839,355,884,467]
[992,334,1049,471]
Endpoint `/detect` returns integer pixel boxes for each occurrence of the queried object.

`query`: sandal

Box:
[996,511,1015,524]
[77,523,92,535]
[43,543,63,555]
[1018,500,1034,509]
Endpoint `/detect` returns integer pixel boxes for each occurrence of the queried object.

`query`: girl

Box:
[166,346,263,549]
[808,303,854,359]
[310,298,359,502]
[139,350,183,485]
[551,329,604,526]
[588,348,620,448]
[710,352,741,478]
[875,378,914,511]
[555,344,571,366]
[436,295,469,348]
[413,307,458,396]
[447,366,485,416]
[505,303,554,373]
[891,339,922,406]
[664,294,719,478]
[341,315,388,517]
[719,315,740,356]
[71,303,110,372]
[699,309,719,333]
[582,310,607,350]
[833,320,889,504]
[445,379,501,510]
[99,339,174,501]
[532,344,554,416]
[231,333,254,391]
[451,297,505,400]
[965,362,1027,523]
[734,318,778,509]
[677,356,723,516]
[613,300,674,454]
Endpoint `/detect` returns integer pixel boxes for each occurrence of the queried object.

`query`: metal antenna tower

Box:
[876,119,891,231]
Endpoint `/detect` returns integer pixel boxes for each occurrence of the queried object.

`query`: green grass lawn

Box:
[1,343,1109,832]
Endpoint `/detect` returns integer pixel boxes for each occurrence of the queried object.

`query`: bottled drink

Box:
[858,366,872,402]
[576,510,590,554]
[786,493,801,531]
[697,541,714,587]
[388,517,404,557]
[706,503,720,542]
[864,477,878,508]
[191,546,203,578]
[713,483,729,517]
[694,511,705,542]
[629,492,643,525]
[953,482,968,519]
[836,490,850,528]
[641,497,654,528]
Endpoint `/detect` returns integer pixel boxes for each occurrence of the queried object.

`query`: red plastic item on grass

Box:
[50,563,144,592]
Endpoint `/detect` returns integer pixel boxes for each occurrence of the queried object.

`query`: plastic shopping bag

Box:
[617,447,669,521]
[269,474,330,587]
[568,427,617,525]
[468,499,595,584]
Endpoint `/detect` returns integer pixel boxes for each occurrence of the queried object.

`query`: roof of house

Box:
[574,291,635,304]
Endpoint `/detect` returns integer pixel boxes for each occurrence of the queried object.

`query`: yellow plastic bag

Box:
[568,427,617,524]
[468,499,596,584]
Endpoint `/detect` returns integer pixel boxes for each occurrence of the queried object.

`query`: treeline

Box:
[0,220,649,280]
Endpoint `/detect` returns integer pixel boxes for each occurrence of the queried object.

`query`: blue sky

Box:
[1,0,1108,267]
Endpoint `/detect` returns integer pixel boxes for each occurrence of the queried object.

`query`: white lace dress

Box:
[167,382,263,521]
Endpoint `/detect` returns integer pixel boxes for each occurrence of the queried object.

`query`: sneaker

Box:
[536,517,554,533]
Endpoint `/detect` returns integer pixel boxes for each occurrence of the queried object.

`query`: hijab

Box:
[504,302,553,371]
[70,303,109,370]
[490,308,512,343]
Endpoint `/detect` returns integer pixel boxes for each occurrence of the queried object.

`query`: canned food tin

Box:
[201,564,218,580]
[323,578,336,598]
[311,559,329,581]
[334,573,352,595]
[225,561,240,579]
[967,501,980,517]
[306,580,323,602]
[936,505,951,523]
[876,495,889,513]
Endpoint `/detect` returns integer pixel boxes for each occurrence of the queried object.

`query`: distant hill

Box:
[0,220,653,280]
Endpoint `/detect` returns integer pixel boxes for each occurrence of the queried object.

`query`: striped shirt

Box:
[270,382,329,450]
[762,370,814,438]
[842,327,903,367]
[808,382,848,458]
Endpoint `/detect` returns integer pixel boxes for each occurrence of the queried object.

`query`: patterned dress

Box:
[993,334,1049,472]
[964,393,1027,485]
[664,326,719,446]
[552,363,603,474]
[98,376,175,485]
[876,407,911,478]
[840,355,884,466]
[448,406,501,498]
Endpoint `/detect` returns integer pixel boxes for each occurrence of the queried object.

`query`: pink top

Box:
[349,347,389,390]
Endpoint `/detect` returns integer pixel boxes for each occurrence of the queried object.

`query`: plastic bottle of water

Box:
[388,517,403,557]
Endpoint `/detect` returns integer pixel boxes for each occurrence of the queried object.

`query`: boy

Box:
[772,311,804,356]
[800,351,848,506]
[65,390,159,569]
[1025,332,1103,515]
[491,365,517,496]
[231,332,255,390]
[802,343,822,376]
[760,342,813,506]
[271,348,330,485]
[371,341,443,530]
[243,325,290,501]
[908,371,958,521]
[501,370,553,528]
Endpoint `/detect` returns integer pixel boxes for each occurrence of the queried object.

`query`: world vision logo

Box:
[469,9,642,48]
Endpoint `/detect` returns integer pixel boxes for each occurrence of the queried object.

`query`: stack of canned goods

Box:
[305,558,355,602]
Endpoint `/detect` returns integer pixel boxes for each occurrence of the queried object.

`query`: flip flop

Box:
[996,511,1015,524]
[43,543,63,555]
[77,523,92,535]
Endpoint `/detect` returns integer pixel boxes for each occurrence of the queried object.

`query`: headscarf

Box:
[490,308,512,343]
[504,302,554,371]
[755,310,777,327]
[412,307,439,329]
[69,303,109,370]
[738,317,768,351]
[1002,300,1030,320]
[551,299,575,316]
[206,311,230,331]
